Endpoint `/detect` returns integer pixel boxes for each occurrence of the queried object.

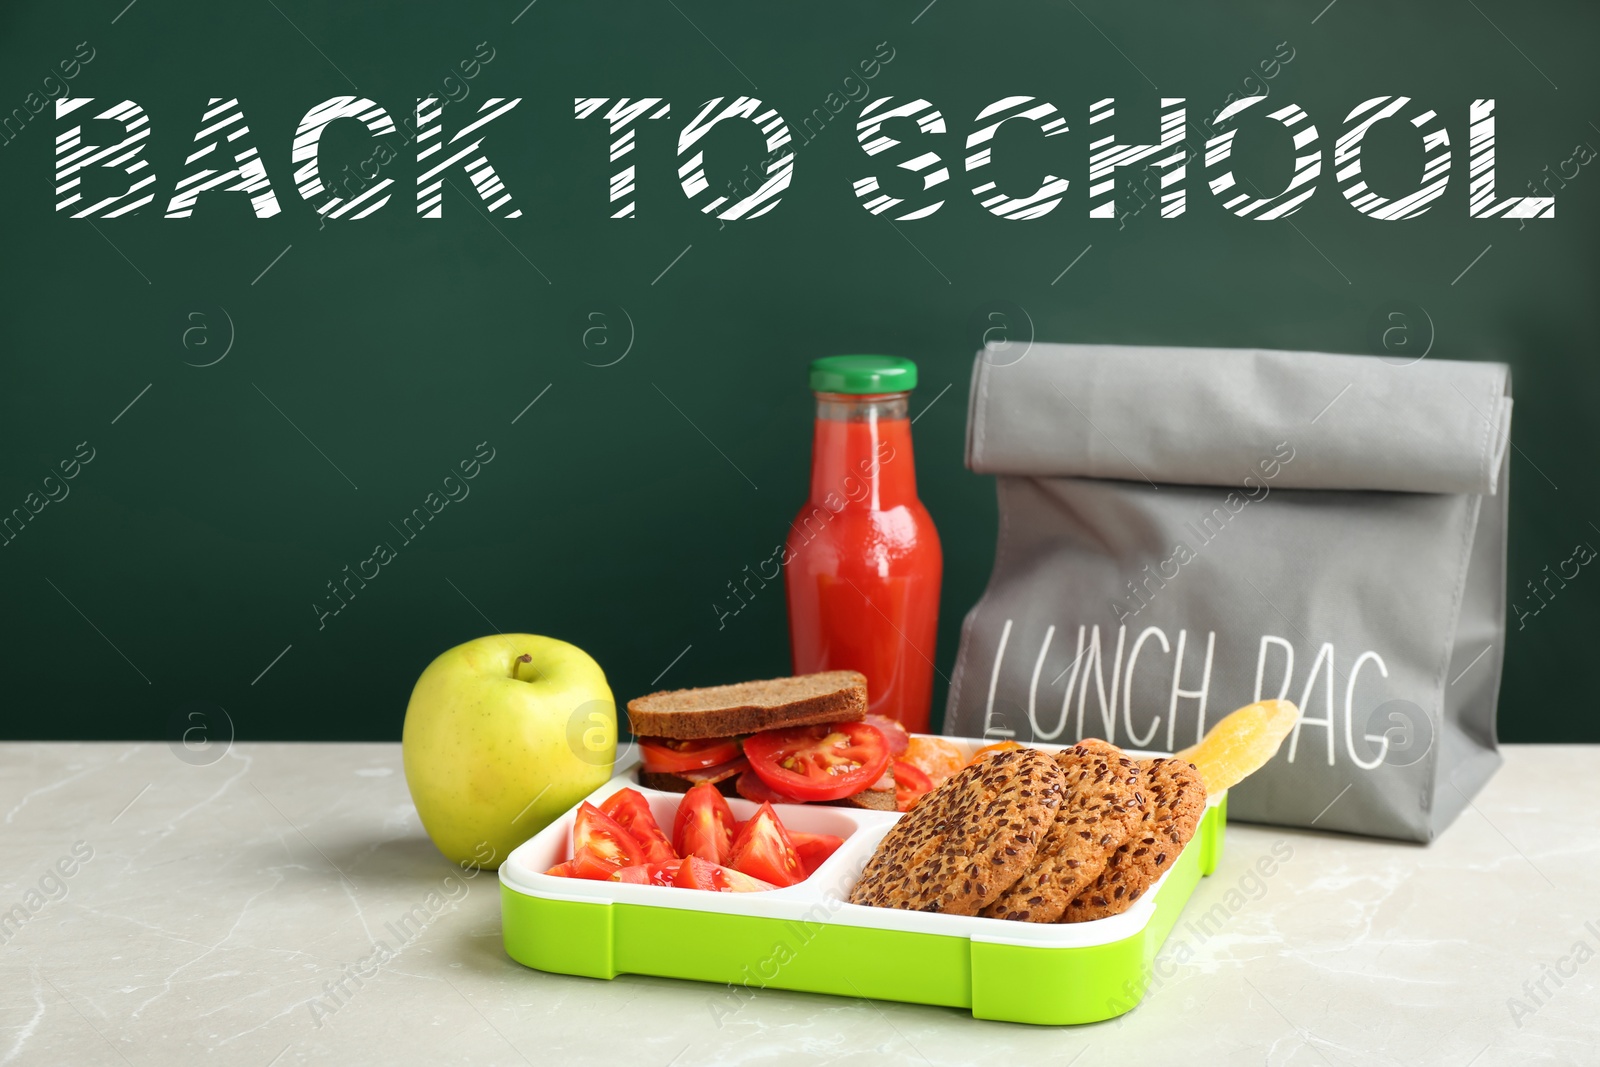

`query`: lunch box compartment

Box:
[501,740,1226,1025]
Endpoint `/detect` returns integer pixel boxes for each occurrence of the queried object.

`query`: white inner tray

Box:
[500,737,1223,949]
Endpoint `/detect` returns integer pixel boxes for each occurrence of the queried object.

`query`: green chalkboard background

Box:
[1,0,1595,744]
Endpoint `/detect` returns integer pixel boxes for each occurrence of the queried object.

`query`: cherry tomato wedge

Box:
[735,771,804,805]
[599,788,677,864]
[552,848,630,881]
[571,802,644,873]
[673,854,776,892]
[608,861,681,886]
[672,781,737,864]
[864,714,911,756]
[891,759,934,812]
[727,802,805,887]
[787,831,844,876]
[639,736,742,774]
[742,722,890,802]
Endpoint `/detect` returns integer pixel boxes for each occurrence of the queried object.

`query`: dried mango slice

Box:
[967,739,1022,766]
[1174,699,1300,793]
[901,736,965,787]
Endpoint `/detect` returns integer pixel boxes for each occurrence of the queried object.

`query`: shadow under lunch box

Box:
[500,737,1227,1026]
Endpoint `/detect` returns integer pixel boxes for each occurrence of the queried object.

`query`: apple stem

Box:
[511,652,543,683]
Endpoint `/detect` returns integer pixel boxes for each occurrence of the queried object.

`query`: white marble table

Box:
[1,743,1594,1066]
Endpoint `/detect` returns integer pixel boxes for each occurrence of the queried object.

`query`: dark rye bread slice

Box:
[627,671,867,740]
[825,781,896,811]
[636,770,739,797]
[849,748,1065,915]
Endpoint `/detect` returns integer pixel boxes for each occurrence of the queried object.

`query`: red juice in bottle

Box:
[784,356,943,733]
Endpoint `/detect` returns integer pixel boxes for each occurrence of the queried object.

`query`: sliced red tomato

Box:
[571,801,644,874]
[735,771,804,805]
[544,860,580,878]
[892,759,934,812]
[727,802,805,887]
[865,714,911,756]
[743,722,891,802]
[609,861,681,886]
[639,736,742,774]
[599,788,677,864]
[672,781,737,863]
[673,854,776,893]
[786,831,844,876]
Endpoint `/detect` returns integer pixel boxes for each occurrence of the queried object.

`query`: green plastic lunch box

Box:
[500,737,1226,1026]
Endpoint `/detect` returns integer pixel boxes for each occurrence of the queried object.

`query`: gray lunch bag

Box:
[944,343,1510,842]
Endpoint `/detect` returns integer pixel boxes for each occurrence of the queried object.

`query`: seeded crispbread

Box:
[1071,737,1123,759]
[1063,755,1207,922]
[848,748,1064,915]
[626,671,866,740]
[979,745,1143,923]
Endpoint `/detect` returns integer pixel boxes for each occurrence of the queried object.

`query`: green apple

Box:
[402,633,616,869]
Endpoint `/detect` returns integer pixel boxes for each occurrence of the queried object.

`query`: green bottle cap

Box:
[808,355,918,394]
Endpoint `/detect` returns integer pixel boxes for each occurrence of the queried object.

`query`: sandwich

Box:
[625,670,898,810]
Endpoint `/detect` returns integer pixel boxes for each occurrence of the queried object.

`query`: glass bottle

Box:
[784,355,943,732]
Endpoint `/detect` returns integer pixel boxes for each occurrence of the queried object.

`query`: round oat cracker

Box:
[848,747,1065,915]
[1071,737,1123,759]
[1063,756,1207,922]
[979,745,1144,922]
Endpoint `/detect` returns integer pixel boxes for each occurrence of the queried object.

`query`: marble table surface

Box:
[1,742,1595,1066]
